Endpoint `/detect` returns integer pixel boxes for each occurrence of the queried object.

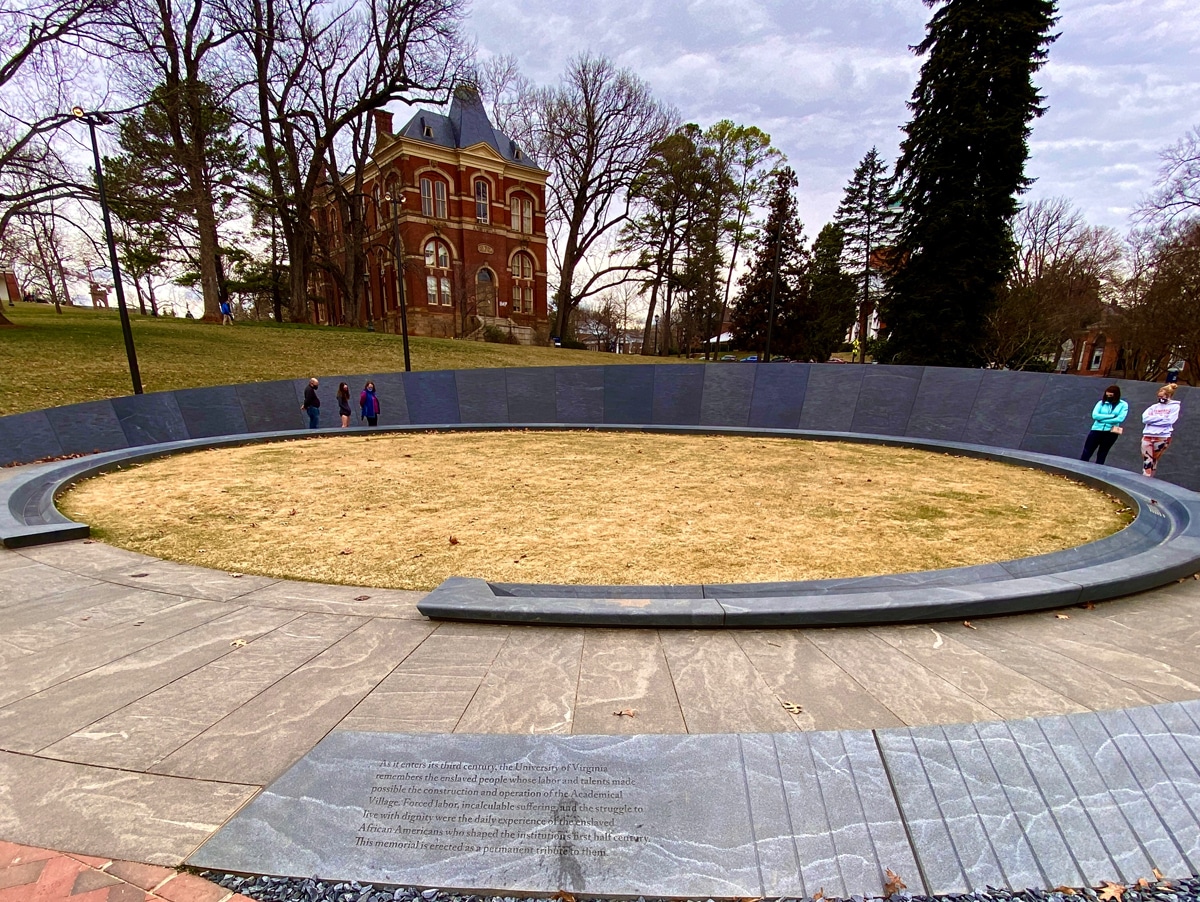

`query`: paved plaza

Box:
[3,516,1200,895]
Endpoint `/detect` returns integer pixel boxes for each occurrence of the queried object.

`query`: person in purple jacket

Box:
[1141,383,1181,477]
[359,381,381,427]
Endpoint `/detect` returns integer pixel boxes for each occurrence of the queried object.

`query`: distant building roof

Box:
[396,85,543,172]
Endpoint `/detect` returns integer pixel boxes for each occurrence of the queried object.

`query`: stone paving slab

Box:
[191,705,1200,899]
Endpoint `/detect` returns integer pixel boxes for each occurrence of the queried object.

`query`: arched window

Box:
[1089,335,1106,371]
[510,194,533,233]
[510,252,535,314]
[424,239,452,306]
[384,177,399,218]
[419,176,447,218]
[475,179,490,222]
[477,267,496,316]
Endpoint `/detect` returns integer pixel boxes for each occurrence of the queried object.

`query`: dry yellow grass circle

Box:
[58,431,1131,590]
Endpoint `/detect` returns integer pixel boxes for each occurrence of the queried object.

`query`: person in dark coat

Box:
[336,382,352,428]
[302,377,320,429]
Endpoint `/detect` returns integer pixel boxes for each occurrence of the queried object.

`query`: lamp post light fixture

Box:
[73,106,143,394]
[383,191,411,372]
[363,267,374,332]
[653,314,659,356]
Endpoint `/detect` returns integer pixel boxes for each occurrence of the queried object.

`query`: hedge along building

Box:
[312,85,551,344]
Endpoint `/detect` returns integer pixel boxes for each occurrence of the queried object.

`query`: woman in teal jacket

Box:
[1080,384,1128,465]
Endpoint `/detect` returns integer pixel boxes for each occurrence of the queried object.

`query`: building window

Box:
[510,195,533,233]
[424,239,452,306]
[420,178,433,216]
[511,252,534,314]
[477,268,496,316]
[1089,336,1106,371]
[434,181,447,218]
[475,179,489,222]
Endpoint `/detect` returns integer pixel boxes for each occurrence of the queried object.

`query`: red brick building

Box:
[316,87,551,343]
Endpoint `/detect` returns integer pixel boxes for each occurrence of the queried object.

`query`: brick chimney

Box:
[372,109,393,137]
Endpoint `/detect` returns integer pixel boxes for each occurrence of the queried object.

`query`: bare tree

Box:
[0,0,115,324]
[528,54,675,340]
[218,0,467,323]
[983,197,1122,369]
[1121,221,1200,384]
[99,0,245,321]
[1138,126,1200,228]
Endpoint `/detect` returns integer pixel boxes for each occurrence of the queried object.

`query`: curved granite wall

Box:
[1,364,1195,488]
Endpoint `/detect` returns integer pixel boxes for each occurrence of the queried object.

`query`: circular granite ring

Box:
[4,424,1200,628]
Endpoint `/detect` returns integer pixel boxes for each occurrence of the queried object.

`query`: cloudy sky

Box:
[462,0,1200,238]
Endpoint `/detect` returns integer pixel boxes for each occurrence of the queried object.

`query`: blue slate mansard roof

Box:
[397,86,543,172]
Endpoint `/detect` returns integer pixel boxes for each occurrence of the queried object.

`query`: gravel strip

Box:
[203,871,1200,902]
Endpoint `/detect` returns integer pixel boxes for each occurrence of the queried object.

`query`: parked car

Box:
[741,355,759,362]
[720,354,737,361]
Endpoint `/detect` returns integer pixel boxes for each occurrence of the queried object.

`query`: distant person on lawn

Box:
[220,300,233,325]
[1141,383,1181,477]
[302,377,320,429]
[336,382,352,428]
[1080,384,1128,465]
[360,381,380,426]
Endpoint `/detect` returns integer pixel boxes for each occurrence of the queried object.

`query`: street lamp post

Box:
[383,192,411,372]
[763,221,782,363]
[653,315,659,356]
[74,106,143,394]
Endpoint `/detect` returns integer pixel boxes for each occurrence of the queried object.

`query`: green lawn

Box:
[0,303,674,415]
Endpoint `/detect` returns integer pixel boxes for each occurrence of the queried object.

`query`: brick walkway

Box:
[0,841,251,902]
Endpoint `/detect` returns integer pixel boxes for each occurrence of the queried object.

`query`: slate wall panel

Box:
[797,364,865,432]
[699,365,755,427]
[651,365,705,426]
[455,370,508,423]
[555,367,604,423]
[112,392,189,447]
[45,401,130,456]
[749,365,810,429]
[174,385,250,438]
[850,365,923,436]
[505,368,556,423]
[906,368,985,441]
[403,371,460,425]
[1021,374,1104,458]
[0,410,63,466]
[237,380,304,433]
[604,365,654,424]
[960,370,1047,449]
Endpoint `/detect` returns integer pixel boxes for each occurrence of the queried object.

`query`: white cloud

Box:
[468,0,1199,234]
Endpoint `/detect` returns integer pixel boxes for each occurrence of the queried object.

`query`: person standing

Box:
[336,382,352,428]
[360,381,381,426]
[1080,384,1128,465]
[1141,383,1182,477]
[220,299,233,325]
[302,377,321,429]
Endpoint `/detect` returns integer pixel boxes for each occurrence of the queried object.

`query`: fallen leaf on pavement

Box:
[781,701,803,714]
[354,595,371,601]
[884,868,907,895]
[1098,881,1126,901]
[1055,613,1070,620]
[613,709,637,717]
[1053,887,1076,895]
[230,638,247,648]
[963,621,977,630]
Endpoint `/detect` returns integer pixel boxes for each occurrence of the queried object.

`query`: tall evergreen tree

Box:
[731,167,807,356]
[787,223,856,362]
[881,0,1058,366]
[834,147,897,361]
